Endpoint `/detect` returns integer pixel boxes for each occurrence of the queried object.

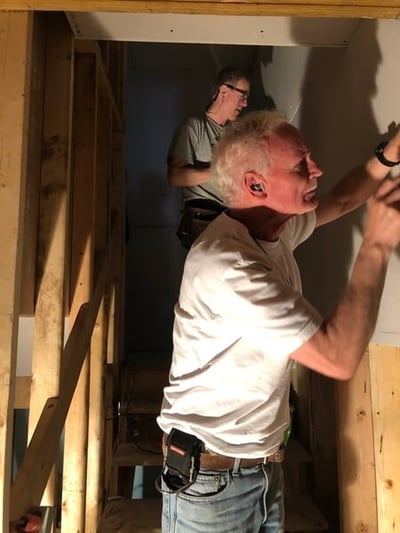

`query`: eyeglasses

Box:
[224,83,249,101]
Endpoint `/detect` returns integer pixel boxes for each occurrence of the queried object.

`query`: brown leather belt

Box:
[162,433,284,470]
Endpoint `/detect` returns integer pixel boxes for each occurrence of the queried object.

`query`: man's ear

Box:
[218,84,229,98]
[244,172,267,197]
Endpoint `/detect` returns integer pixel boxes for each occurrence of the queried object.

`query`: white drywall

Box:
[260,18,400,344]
[124,21,400,362]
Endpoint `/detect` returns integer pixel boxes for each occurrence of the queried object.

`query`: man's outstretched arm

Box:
[316,127,400,227]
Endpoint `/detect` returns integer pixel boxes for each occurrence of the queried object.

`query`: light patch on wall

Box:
[66,12,359,47]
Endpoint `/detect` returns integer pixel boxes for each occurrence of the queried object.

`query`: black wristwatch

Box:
[375,141,400,167]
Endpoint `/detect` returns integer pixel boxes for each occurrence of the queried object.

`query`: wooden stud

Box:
[62,52,96,532]
[19,14,45,315]
[1,1,400,19]
[104,362,117,497]
[369,343,400,533]
[310,373,339,529]
[336,351,377,532]
[14,377,32,410]
[85,67,112,530]
[10,221,120,522]
[28,12,74,508]
[0,11,33,532]
[86,297,107,532]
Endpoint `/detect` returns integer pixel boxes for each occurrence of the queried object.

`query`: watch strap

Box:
[375,141,400,167]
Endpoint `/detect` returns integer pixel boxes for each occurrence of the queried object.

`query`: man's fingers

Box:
[374,176,400,202]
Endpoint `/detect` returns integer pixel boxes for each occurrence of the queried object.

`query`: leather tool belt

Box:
[176,198,224,249]
[162,432,284,470]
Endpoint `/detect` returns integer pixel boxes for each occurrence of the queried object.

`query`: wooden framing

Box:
[337,352,377,531]
[61,51,96,532]
[27,13,74,508]
[1,0,400,18]
[1,3,400,532]
[369,344,400,531]
[1,11,126,532]
[0,11,33,533]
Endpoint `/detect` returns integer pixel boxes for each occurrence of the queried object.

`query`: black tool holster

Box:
[161,428,205,492]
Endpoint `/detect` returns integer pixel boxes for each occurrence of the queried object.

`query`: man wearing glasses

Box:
[168,66,251,249]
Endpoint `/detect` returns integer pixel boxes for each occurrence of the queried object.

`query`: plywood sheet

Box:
[369,343,400,533]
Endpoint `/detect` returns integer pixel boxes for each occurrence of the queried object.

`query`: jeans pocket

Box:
[179,470,231,502]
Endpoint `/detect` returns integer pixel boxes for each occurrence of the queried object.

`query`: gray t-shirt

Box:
[168,113,224,204]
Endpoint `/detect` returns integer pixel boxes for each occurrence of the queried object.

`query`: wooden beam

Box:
[85,75,112,530]
[62,51,96,532]
[19,14,45,315]
[28,12,74,507]
[74,40,124,132]
[1,1,400,18]
[86,298,107,531]
[0,11,33,532]
[104,363,116,496]
[369,344,400,532]
[336,351,377,531]
[14,376,32,410]
[10,218,120,522]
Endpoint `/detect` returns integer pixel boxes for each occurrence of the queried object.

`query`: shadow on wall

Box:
[292,19,383,316]
[246,46,277,113]
[289,18,384,533]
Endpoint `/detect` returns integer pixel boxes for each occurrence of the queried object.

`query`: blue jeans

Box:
[161,462,284,532]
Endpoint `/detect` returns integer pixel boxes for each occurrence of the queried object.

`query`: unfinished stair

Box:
[99,366,328,532]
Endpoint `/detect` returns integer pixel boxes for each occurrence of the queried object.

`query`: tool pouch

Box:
[161,428,204,492]
[177,199,224,249]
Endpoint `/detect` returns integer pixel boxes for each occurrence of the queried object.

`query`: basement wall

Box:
[269,18,400,343]
[125,19,400,366]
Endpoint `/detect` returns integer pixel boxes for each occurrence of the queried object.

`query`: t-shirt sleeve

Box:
[167,117,200,165]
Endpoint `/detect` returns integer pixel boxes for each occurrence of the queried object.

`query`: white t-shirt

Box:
[157,212,323,458]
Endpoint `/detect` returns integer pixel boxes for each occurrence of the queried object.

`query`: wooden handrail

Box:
[10,214,120,522]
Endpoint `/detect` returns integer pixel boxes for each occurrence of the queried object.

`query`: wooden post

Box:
[369,344,400,532]
[85,61,112,532]
[62,52,96,532]
[19,14,45,315]
[28,12,74,507]
[336,351,377,531]
[0,11,33,532]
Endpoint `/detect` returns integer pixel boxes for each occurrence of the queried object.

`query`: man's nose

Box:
[308,158,323,178]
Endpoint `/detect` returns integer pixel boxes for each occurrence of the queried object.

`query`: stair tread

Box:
[113,438,310,467]
[99,493,327,532]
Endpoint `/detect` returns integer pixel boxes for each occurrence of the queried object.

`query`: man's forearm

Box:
[330,149,399,212]
[322,240,390,377]
[292,240,391,380]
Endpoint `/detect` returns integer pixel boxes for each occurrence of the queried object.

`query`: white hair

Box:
[209,110,287,205]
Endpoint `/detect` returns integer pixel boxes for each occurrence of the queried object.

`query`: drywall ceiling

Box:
[66,12,360,47]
